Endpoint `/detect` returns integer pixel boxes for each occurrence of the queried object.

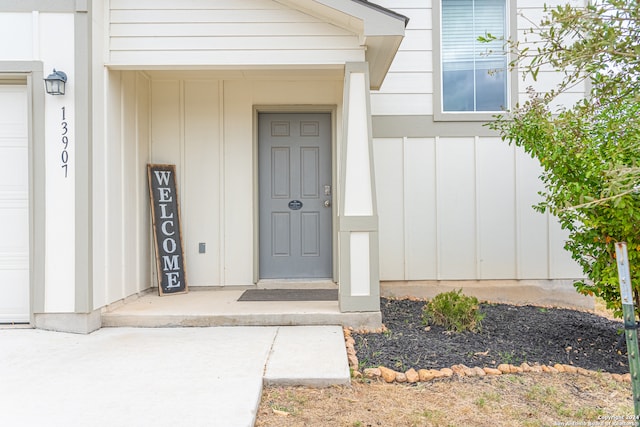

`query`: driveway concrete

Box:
[0,326,349,427]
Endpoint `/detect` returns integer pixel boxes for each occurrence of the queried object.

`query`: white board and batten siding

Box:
[369,0,584,282]
[374,137,582,282]
[92,71,152,309]
[0,85,29,322]
[146,76,343,289]
[98,68,344,305]
[108,0,365,67]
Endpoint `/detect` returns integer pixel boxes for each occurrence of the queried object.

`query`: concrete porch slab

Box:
[101,288,382,330]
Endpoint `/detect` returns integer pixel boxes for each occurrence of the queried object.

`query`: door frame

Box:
[253,105,338,284]
[0,61,46,325]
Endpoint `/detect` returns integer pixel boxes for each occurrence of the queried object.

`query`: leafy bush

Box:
[486,1,640,318]
[422,290,485,333]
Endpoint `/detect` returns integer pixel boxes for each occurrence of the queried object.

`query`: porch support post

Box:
[338,62,380,312]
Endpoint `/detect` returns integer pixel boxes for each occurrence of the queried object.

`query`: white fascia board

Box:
[279,0,407,36]
[364,35,403,90]
[314,0,407,36]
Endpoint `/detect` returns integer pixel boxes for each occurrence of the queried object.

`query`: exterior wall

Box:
[370,0,586,288]
[370,0,433,116]
[89,71,316,306]
[147,72,343,289]
[373,136,581,281]
[42,13,77,313]
[371,0,586,116]
[96,0,398,310]
[0,9,77,313]
[517,0,586,110]
[92,70,152,309]
[2,0,589,327]
[107,0,364,67]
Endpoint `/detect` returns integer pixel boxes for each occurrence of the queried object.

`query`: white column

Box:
[338,62,380,312]
[41,13,76,313]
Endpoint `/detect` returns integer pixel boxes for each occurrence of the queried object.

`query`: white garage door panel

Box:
[0,266,29,322]
[0,85,29,323]
[0,146,28,187]
[0,204,29,250]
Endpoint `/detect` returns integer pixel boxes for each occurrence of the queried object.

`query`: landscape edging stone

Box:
[343,327,632,384]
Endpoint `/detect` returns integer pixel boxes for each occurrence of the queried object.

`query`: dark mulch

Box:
[353,298,630,374]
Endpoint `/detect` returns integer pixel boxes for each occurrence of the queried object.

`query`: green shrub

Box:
[422,290,485,333]
[484,0,640,319]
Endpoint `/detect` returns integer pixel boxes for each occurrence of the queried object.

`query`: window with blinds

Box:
[441,0,508,112]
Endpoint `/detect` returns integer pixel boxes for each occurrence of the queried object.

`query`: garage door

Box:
[0,84,29,323]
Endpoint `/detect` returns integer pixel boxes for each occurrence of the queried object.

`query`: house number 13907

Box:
[61,106,69,178]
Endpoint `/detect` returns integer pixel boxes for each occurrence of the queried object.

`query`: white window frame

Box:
[434,0,518,121]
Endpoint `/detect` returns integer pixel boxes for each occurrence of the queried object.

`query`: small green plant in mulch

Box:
[422,289,485,333]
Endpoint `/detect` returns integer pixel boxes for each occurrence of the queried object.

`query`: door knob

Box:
[323,200,331,208]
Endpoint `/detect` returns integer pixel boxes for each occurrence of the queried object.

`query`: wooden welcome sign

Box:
[147,164,188,295]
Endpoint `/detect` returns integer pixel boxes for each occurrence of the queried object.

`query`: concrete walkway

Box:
[0,326,349,427]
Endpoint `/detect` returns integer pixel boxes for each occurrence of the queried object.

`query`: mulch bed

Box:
[353,298,630,374]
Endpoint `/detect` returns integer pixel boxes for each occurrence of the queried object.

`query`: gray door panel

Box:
[259,113,332,279]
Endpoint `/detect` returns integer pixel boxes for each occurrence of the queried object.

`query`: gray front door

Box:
[259,113,332,279]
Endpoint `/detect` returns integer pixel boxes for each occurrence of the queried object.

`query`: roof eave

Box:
[277,0,408,89]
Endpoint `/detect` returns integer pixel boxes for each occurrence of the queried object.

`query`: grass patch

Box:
[256,374,634,427]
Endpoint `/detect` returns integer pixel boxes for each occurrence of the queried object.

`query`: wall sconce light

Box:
[44,69,67,95]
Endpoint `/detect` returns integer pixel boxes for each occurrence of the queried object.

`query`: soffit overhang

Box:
[276,0,408,89]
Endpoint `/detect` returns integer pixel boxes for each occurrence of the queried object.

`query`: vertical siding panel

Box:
[476,138,516,278]
[100,71,153,303]
[135,72,151,291]
[373,138,405,280]
[218,81,226,284]
[515,149,550,278]
[436,137,476,279]
[184,80,221,285]
[151,80,182,165]
[150,80,181,290]
[121,71,138,296]
[404,137,437,279]
[93,70,110,307]
[223,81,253,285]
[106,71,124,303]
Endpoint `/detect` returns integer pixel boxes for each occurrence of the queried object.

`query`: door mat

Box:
[238,289,338,302]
